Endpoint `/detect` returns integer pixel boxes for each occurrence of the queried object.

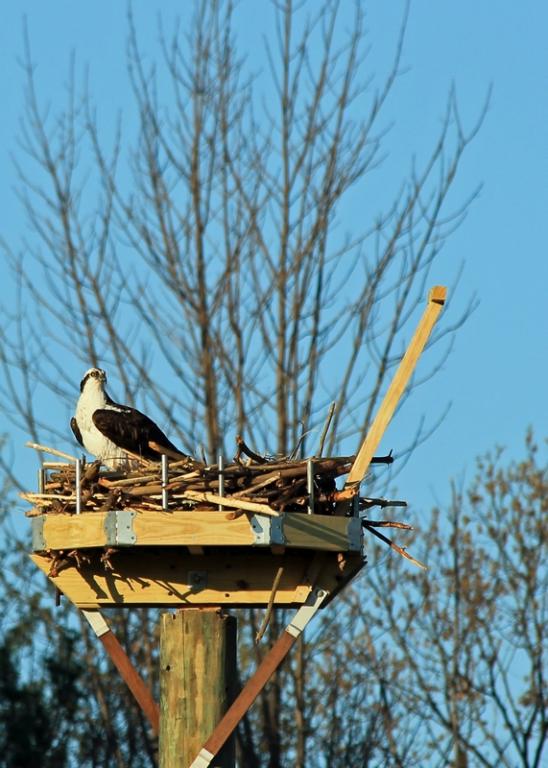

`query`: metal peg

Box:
[218,454,225,511]
[161,454,169,510]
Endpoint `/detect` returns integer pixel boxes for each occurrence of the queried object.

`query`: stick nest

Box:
[23,437,371,518]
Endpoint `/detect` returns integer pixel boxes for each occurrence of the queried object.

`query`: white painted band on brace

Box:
[81,609,110,638]
[189,747,214,768]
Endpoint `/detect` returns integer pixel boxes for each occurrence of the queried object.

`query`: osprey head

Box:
[80,367,107,392]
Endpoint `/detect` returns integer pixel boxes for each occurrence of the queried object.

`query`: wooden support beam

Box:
[160,608,237,768]
[82,609,159,735]
[336,285,447,514]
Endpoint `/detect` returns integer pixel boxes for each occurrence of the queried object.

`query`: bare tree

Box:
[360,431,547,768]
[0,1,488,765]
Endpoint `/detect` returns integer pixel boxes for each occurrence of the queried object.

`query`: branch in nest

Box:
[255,566,284,644]
[362,522,426,570]
[235,435,268,464]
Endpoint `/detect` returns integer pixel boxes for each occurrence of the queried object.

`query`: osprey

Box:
[71,367,185,469]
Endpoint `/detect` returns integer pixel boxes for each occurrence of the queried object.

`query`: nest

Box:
[24,436,401,519]
[23,437,425,571]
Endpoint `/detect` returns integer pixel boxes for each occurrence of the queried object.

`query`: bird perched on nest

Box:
[70,367,185,469]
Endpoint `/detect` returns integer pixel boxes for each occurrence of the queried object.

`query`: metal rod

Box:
[37,467,46,493]
[306,458,314,514]
[218,454,225,511]
[75,458,82,515]
[161,454,169,510]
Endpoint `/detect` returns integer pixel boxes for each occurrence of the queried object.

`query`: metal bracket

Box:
[286,587,328,638]
[270,515,285,545]
[31,516,46,551]
[250,514,285,546]
[250,514,269,544]
[104,510,136,546]
[347,517,362,551]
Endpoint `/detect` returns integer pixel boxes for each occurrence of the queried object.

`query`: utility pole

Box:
[159,608,237,768]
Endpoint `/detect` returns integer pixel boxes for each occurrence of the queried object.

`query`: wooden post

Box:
[335,285,447,514]
[81,609,160,734]
[159,608,237,768]
[190,586,329,768]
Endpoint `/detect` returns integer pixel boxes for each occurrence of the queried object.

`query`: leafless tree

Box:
[0,1,489,765]
[361,431,547,768]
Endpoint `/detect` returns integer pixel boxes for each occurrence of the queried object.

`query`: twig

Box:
[363,523,426,570]
[182,490,280,517]
[361,519,413,530]
[316,402,336,457]
[148,441,195,464]
[232,474,280,497]
[21,492,77,502]
[25,441,79,462]
[360,497,407,509]
[255,566,284,643]
[235,435,267,464]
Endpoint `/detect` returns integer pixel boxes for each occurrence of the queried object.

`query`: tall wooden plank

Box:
[159,608,236,768]
[337,285,446,511]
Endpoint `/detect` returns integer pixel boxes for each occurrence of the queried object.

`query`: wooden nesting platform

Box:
[26,286,448,614]
[30,509,364,609]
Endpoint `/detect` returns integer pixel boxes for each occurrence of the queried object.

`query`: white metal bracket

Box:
[286,587,328,638]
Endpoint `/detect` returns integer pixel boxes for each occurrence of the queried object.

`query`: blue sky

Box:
[0,0,546,518]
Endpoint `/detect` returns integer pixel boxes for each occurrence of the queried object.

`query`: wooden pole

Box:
[335,285,447,514]
[81,609,159,734]
[190,586,329,768]
[100,631,160,734]
[159,608,237,768]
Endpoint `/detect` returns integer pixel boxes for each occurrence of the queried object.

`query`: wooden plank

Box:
[29,550,317,608]
[34,510,257,550]
[132,511,256,547]
[34,510,359,551]
[160,610,236,768]
[283,515,359,550]
[42,512,108,549]
[340,285,446,506]
[319,552,365,607]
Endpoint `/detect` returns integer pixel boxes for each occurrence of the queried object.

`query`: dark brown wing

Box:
[70,417,84,447]
[92,406,184,460]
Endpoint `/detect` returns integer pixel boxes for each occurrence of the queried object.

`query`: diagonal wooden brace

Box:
[189,587,329,768]
[82,609,160,735]
[336,285,447,514]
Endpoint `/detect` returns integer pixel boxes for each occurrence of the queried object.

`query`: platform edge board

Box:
[31,510,361,551]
